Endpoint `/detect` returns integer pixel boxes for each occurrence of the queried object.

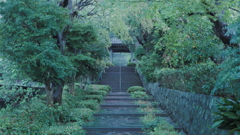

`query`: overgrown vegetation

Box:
[0,84,110,134]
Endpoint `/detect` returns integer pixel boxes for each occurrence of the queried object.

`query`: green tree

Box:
[0,0,73,105]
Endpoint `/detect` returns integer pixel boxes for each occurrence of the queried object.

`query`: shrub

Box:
[0,97,72,134]
[134,47,145,60]
[155,62,218,95]
[131,91,149,98]
[86,90,108,96]
[127,86,145,93]
[127,62,136,66]
[138,54,160,82]
[77,100,99,110]
[41,123,85,135]
[141,114,180,135]
[151,121,180,135]
[84,95,104,103]
[70,108,94,122]
[87,85,111,93]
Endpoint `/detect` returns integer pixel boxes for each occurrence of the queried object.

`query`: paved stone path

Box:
[83,66,181,135]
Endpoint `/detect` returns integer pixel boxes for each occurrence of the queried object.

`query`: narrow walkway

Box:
[83,66,181,135]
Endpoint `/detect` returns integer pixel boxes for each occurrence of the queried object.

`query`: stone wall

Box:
[138,69,229,135]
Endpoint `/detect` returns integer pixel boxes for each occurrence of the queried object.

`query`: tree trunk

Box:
[68,76,75,95]
[45,81,53,106]
[52,80,65,104]
[44,80,65,106]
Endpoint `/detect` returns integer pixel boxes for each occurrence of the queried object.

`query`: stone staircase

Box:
[83,66,181,135]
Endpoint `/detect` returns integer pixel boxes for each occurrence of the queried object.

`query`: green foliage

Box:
[211,48,240,98]
[0,0,72,83]
[150,120,180,135]
[140,114,180,135]
[0,84,109,134]
[227,18,240,44]
[102,0,239,99]
[86,90,108,96]
[66,22,109,78]
[41,123,85,135]
[212,98,240,134]
[85,95,104,103]
[71,108,94,122]
[155,62,218,95]
[77,100,99,110]
[138,54,160,82]
[127,86,145,93]
[87,85,112,93]
[0,97,77,134]
[131,91,149,98]
[127,62,136,66]
[134,47,145,60]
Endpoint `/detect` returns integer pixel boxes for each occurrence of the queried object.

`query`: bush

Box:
[127,86,145,93]
[84,95,104,103]
[131,91,149,98]
[138,54,160,82]
[134,47,145,60]
[87,85,111,93]
[77,100,99,110]
[141,114,180,135]
[86,90,108,96]
[71,108,94,122]
[127,62,136,66]
[41,123,85,135]
[0,97,74,134]
[151,121,180,135]
[155,62,218,95]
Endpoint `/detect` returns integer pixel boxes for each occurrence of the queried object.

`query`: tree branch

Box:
[229,7,240,13]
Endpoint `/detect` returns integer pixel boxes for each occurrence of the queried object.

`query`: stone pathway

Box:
[83,66,182,135]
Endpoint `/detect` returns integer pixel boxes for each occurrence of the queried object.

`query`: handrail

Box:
[119,63,122,92]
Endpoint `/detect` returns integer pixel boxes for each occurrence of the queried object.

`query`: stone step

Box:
[98,106,164,114]
[104,97,154,101]
[101,104,141,107]
[101,100,140,105]
[94,113,168,117]
[107,92,130,96]
[85,131,146,135]
[84,116,182,131]
[84,115,144,128]
[84,127,144,133]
